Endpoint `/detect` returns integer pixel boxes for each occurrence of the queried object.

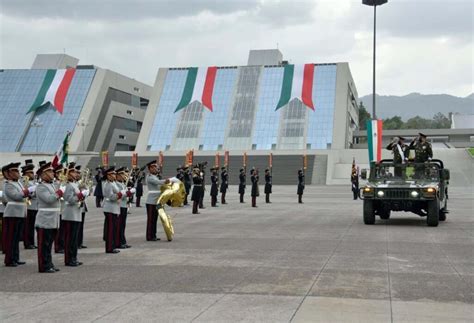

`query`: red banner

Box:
[186,150,194,167]
[303,154,307,170]
[269,153,273,168]
[224,150,229,167]
[131,153,138,168]
[243,152,247,168]
[101,151,109,168]
[215,152,220,168]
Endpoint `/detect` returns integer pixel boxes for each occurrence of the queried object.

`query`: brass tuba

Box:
[156,179,186,241]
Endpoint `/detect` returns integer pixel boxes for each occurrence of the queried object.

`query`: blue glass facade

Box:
[147,64,337,151]
[0,69,96,152]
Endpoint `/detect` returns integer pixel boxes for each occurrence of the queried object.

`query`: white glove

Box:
[81,189,90,198]
[0,191,3,199]
[129,188,136,194]
[121,190,127,196]
[60,185,66,193]
[28,185,37,194]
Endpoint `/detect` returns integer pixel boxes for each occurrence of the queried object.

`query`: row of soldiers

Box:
[1,160,91,272]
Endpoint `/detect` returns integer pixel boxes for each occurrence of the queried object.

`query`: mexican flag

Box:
[175,67,217,112]
[276,64,315,111]
[367,119,383,163]
[28,68,76,114]
[52,132,70,167]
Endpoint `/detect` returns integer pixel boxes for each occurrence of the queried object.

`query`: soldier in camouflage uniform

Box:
[386,136,409,177]
[409,133,433,179]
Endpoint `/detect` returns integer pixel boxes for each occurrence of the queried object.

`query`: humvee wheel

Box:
[439,200,447,221]
[427,199,440,227]
[379,208,391,220]
[363,200,375,225]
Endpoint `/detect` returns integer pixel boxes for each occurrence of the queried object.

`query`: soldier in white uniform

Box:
[35,162,64,273]
[53,165,66,254]
[62,164,89,266]
[145,160,167,241]
[2,162,31,267]
[21,160,38,249]
[76,165,88,249]
[102,167,122,253]
[116,167,134,249]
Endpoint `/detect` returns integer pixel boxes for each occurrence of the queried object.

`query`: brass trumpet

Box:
[22,175,32,206]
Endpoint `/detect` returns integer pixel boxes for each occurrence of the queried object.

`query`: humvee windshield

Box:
[371,162,441,182]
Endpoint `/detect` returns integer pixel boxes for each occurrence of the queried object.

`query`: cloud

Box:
[0,0,472,97]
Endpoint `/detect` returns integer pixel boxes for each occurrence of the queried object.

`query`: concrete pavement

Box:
[1,185,472,322]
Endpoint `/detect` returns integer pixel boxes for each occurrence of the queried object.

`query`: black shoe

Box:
[53,267,60,272]
[42,268,56,273]
[15,261,26,265]
[25,245,36,250]
[56,250,64,254]
[118,245,128,249]
[125,244,131,248]
[5,263,17,267]
[106,249,120,254]
[65,262,78,267]
[75,261,83,266]
[79,245,88,249]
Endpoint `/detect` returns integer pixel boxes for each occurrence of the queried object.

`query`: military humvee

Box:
[360,159,450,226]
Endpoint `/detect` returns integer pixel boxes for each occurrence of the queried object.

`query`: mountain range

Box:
[359,93,473,120]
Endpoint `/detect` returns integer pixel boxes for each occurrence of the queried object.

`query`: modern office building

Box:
[0,54,152,154]
[136,49,359,153]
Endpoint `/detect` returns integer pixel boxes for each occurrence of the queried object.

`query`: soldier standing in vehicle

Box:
[386,136,409,177]
[409,132,433,162]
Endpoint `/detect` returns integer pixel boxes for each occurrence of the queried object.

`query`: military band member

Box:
[21,160,38,249]
[199,162,208,209]
[0,184,4,253]
[146,160,167,241]
[94,167,104,208]
[264,168,272,204]
[210,167,219,207]
[35,162,63,273]
[297,169,305,204]
[53,164,66,254]
[135,169,144,207]
[62,164,88,266]
[250,168,259,208]
[2,162,30,267]
[116,167,134,248]
[183,166,192,206]
[102,167,122,253]
[409,132,433,163]
[239,168,246,203]
[191,166,204,214]
[220,167,228,204]
[74,165,88,249]
[351,169,359,200]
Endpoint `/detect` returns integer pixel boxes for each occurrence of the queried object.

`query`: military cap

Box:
[221,166,226,170]
[398,136,406,141]
[240,168,244,172]
[75,165,81,171]
[21,164,35,173]
[250,169,255,174]
[2,162,21,174]
[37,162,53,176]
[146,160,158,167]
[418,132,427,138]
[104,166,116,174]
[54,164,64,173]
[265,168,270,172]
[24,159,34,165]
[38,160,47,167]
[116,167,127,173]
[68,162,77,170]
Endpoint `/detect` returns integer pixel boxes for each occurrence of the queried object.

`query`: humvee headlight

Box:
[422,187,437,198]
[411,190,419,198]
[426,187,435,193]
[377,190,384,197]
[362,187,374,197]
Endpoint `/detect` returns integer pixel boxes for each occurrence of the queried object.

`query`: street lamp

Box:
[362,0,388,120]
[31,117,43,152]
[77,118,88,151]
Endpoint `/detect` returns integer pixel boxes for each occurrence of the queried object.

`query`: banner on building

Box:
[224,151,229,167]
[101,151,109,168]
[131,153,138,168]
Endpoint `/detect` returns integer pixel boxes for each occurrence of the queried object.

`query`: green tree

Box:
[402,116,433,129]
[358,102,371,130]
[383,116,404,129]
[432,112,451,129]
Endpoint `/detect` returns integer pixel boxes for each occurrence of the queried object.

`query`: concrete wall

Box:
[69,68,152,153]
[31,54,79,69]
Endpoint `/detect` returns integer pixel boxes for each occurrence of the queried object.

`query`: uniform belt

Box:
[148,190,161,193]
[6,201,25,206]
[193,185,202,187]
[38,208,60,212]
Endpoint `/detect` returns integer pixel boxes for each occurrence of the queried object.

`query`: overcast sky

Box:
[1,0,472,97]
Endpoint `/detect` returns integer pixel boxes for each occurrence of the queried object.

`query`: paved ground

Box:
[0,185,473,322]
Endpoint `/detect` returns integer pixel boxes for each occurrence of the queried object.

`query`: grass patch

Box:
[468,148,474,157]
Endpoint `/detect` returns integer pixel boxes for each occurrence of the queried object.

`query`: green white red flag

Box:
[367,119,383,163]
[52,132,70,167]
[175,67,217,112]
[276,64,315,111]
[28,68,76,114]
